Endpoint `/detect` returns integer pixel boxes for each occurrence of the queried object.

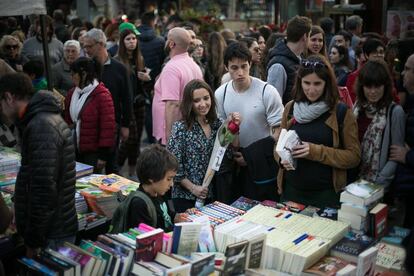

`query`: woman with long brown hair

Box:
[277,54,360,208]
[115,25,151,179]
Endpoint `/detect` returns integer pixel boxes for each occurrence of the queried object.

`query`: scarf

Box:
[69,79,99,148]
[293,101,330,124]
[354,103,387,182]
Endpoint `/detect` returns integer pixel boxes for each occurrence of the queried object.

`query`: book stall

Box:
[0,147,410,275]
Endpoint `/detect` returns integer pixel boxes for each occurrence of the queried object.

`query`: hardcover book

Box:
[368,203,388,239]
[135,228,164,262]
[330,233,374,263]
[303,256,349,276]
[171,222,202,256]
[223,240,249,276]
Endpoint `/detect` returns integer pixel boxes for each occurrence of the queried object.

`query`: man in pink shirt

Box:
[152,27,203,144]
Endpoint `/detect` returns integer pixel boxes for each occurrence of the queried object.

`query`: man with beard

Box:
[152,27,203,145]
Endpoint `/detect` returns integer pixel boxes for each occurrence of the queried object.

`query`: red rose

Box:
[227,120,239,134]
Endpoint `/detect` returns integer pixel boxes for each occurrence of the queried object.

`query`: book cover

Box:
[18,257,57,276]
[88,173,140,195]
[356,247,378,276]
[368,203,388,239]
[381,226,411,246]
[246,233,266,269]
[231,196,260,212]
[190,252,215,276]
[275,129,301,168]
[375,242,406,271]
[303,256,349,276]
[75,162,94,179]
[192,215,217,253]
[336,264,357,276]
[300,205,321,217]
[171,222,202,257]
[44,248,81,276]
[57,244,96,276]
[330,233,374,263]
[79,240,112,275]
[35,251,74,276]
[314,207,338,220]
[283,201,306,212]
[223,240,249,276]
[135,228,164,262]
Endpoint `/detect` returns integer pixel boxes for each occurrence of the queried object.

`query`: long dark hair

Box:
[356,59,393,109]
[180,79,217,130]
[70,57,102,88]
[331,44,352,70]
[292,54,339,109]
[117,29,145,73]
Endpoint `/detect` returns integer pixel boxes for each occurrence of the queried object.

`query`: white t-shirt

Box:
[215,77,284,147]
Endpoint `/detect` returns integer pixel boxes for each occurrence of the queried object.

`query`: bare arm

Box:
[165,100,180,142]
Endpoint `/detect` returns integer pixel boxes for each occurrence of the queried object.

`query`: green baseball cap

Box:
[119,22,140,35]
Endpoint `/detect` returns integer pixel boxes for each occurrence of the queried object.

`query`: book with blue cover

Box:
[75,162,94,179]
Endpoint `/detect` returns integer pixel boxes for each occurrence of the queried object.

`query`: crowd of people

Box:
[0,8,414,274]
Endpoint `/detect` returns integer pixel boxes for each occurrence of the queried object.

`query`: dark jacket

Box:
[137,24,165,81]
[102,58,132,128]
[15,91,77,248]
[393,95,414,195]
[65,82,116,160]
[266,39,300,104]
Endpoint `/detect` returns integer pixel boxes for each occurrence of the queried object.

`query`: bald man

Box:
[152,27,203,144]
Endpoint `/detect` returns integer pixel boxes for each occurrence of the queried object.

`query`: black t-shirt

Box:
[126,186,175,232]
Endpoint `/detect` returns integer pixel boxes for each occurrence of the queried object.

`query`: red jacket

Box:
[65,82,116,159]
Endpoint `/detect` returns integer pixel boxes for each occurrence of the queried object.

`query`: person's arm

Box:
[305,108,361,169]
[264,84,284,129]
[119,63,133,140]
[266,64,286,99]
[0,193,11,234]
[24,122,61,249]
[97,88,116,169]
[165,100,180,143]
[377,105,406,186]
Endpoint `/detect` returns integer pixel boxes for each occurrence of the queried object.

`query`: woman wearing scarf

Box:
[277,54,360,208]
[354,59,405,187]
[65,57,116,172]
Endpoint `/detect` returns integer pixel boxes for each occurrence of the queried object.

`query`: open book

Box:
[275,129,302,169]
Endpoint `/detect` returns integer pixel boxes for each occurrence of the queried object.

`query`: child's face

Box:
[152,170,176,196]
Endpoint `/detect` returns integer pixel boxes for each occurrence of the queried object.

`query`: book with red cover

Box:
[135,228,164,262]
[369,203,388,239]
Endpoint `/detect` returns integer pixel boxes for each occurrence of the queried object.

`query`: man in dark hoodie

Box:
[266,16,312,105]
[138,11,166,143]
[0,73,77,256]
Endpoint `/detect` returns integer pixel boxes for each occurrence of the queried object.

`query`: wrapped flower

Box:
[218,119,239,146]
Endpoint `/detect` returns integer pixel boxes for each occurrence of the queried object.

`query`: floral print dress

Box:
[167,119,222,201]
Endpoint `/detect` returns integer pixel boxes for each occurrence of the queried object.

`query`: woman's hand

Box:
[390,144,410,164]
[137,68,151,82]
[281,159,295,170]
[191,185,208,199]
[292,142,310,158]
[229,112,242,126]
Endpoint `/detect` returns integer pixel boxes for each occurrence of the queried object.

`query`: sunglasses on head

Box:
[301,60,326,69]
[5,44,18,50]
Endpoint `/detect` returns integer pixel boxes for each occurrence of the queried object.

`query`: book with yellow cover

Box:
[88,174,140,195]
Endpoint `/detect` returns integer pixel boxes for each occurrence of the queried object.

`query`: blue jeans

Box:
[46,235,76,250]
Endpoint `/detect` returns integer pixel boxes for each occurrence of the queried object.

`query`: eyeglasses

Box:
[83,43,96,49]
[301,60,326,69]
[5,44,18,50]
[195,44,204,49]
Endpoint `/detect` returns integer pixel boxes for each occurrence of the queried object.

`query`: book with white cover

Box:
[275,129,301,168]
[340,180,384,206]
[336,263,357,276]
[356,246,378,276]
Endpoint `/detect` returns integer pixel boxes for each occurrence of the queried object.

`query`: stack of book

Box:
[88,173,140,196]
[19,233,138,276]
[75,191,88,215]
[75,162,94,179]
[338,180,385,234]
[77,212,107,231]
[182,201,246,227]
[0,147,20,175]
[80,187,119,219]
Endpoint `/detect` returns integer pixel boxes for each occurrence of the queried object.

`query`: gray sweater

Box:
[22,36,63,65]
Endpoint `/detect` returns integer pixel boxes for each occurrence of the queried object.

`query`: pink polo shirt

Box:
[152,52,203,144]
